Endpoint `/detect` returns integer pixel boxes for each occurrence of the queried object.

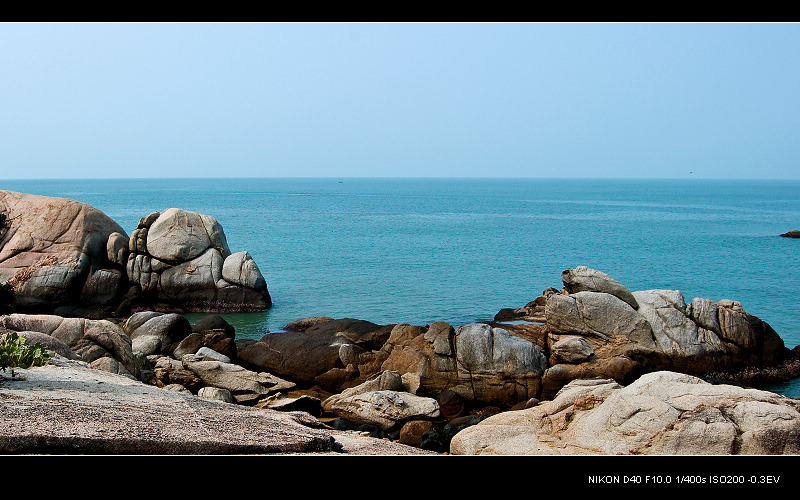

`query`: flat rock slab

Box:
[0,359,435,455]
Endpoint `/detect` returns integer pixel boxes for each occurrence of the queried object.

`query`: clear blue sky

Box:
[2,22,799,179]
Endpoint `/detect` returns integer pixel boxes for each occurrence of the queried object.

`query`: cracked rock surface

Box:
[449,371,800,455]
[0,357,436,455]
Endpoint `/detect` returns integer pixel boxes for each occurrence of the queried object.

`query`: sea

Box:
[3,177,800,397]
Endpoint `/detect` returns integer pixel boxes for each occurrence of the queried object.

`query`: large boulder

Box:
[450,371,800,455]
[123,311,193,356]
[126,208,271,312]
[0,191,128,312]
[238,318,393,393]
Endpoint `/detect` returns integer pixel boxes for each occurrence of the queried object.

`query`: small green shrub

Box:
[0,331,53,378]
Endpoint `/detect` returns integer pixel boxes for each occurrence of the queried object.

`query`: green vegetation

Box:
[0,331,53,378]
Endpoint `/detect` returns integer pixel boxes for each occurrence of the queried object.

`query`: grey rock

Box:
[181,353,295,405]
[195,346,231,363]
[450,371,800,455]
[198,386,235,403]
[146,208,230,263]
[550,335,594,363]
[322,371,441,430]
[222,251,267,290]
[561,266,639,309]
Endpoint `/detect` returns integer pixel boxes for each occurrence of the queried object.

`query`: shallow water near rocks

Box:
[5,177,800,397]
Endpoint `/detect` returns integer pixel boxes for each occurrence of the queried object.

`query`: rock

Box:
[222,251,266,290]
[153,356,203,392]
[561,266,639,309]
[321,371,441,430]
[399,420,436,447]
[8,329,81,361]
[181,353,295,405]
[0,360,436,454]
[162,383,192,394]
[123,312,192,355]
[0,313,145,381]
[453,323,548,404]
[146,208,230,263]
[633,289,726,370]
[131,334,163,357]
[450,371,800,455]
[126,208,271,312]
[192,314,235,336]
[550,335,594,364]
[90,356,136,379]
[238,319,393,392]
[197,386,235,403]
[284,316,335,332]
[172,332,204,358]
[0,191,128,312]
[254,393,323,416]
[106,232,130,266]
[195,346,230,363]
[780,230,800,238]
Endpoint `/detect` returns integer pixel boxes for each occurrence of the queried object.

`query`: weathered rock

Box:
[254,393,323,416]
[0,313,145,380]
[192,314,235,336]
[126,208,271,312]
[450,371,800,455]
[123,311,192,355]
[0,191,128,312]
[222,251,266,290]
[181,353,295,405]
[238,318,393,392]
[146,208,230,263]
[550,335,594,364]
[195,346,230,363]
[8,329,81,361]
[561,266,639,309]
[321,371,441,430]
[453,323,548,405]
[153,356,203,391]
[399,419,436,447]
[172,332,205,358]
[0,360,437,455]
[284,316,335,332]
[197,386,235,403]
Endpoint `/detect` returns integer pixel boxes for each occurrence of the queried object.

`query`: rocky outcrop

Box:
[0,313,146,380]
[0,192,271,316]
[2,264,797,455]
[535,269,790,397]
[126,208,271,312]
[780,230,800,238]
[449,371,800,455]
[0,359,435,455]
[0,191,128,315]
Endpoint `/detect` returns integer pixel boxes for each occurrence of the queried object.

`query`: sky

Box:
[1,22,799,180]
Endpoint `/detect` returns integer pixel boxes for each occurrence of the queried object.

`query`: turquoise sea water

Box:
[4,177,800,396]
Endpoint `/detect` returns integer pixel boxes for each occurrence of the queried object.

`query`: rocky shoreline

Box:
[3,191,800,455]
